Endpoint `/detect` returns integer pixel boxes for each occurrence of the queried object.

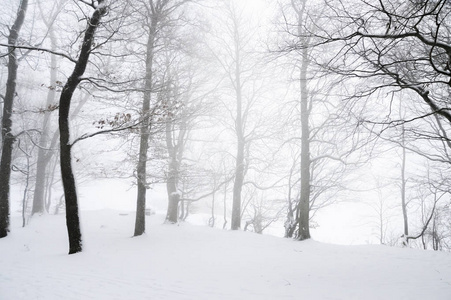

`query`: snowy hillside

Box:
[1,210,451,300]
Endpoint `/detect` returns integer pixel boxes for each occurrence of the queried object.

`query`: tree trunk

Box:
[284,159,297,238]
[164,120,180,223]
[164,125,178,223]
[0,0,28,238]
[59,2,107,254]
[45,152,59,212]
[134,124,150,236]
[165,190,180,223]
[231,24,245,230]
[32,148,51,215]
[400,124,409,238]
[209,178,216,227]
[231,139,244,230]
[295,47,311,241]
[223,179,228,229]
[32,28,58,215]
[378,199,384,244]
[20,142,31,227]
[134,19,157,236]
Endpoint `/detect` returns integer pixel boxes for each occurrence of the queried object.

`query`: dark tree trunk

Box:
[0,0,28,238]
[134,132,149,236]
[134,18,157,236]
[58,2,107,254]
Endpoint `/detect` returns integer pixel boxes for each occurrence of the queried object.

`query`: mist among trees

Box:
[1,0,450,254]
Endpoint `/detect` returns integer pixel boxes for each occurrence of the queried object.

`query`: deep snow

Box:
[1,210,451,299]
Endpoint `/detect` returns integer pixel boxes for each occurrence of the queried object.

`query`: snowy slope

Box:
[1,210,451,300]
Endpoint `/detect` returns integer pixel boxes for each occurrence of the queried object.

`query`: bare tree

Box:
[31,0,66,216]
[132,0,159,237]
[0,0,28,238]
[162,66,190,223]
[278,0,451,245]
[243,191,284,234]
[404,176,445,248]
[58,0,108,254]
[132,0,193,236]
[293,0,312,240]
[400,122,409,240]
[276,0,360,240]
[225,1,247,230]
[313,0,451,143]
[163,71,207,223]
[208,0,272,230]
[368,178,396,245]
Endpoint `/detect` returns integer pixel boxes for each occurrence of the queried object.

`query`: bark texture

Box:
[0,0,28,238]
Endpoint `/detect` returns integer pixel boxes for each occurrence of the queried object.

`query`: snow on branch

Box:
[71,120,142,146]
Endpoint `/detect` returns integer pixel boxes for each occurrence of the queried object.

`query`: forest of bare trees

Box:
[1,0,450,254]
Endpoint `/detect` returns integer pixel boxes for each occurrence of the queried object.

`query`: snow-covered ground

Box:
[1,210,451,300]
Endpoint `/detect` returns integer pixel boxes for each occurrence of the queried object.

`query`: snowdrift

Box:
[1,210,450,299]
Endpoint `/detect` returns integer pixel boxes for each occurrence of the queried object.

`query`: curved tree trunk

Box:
[58,2,107,254]
[0,0,28,238]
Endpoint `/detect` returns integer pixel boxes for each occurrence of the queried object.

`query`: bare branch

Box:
[0,43,76,63]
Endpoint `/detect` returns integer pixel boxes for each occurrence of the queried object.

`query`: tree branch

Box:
[0,43,77,63]
[71,121,141,146]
